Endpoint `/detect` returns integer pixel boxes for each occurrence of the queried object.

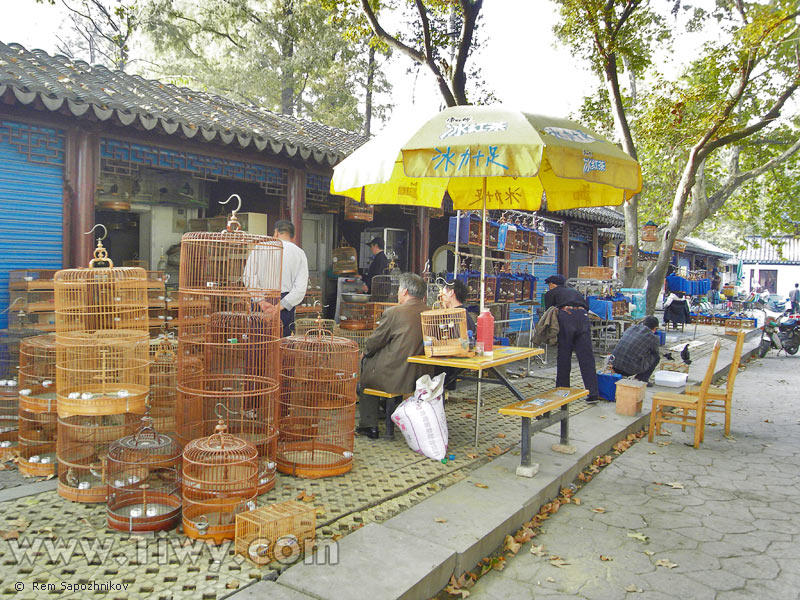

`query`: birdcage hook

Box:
[85,224,114,268]
[220,194,243,232]
[84,223,108,242]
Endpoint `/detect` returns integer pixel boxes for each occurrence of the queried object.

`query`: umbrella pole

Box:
[480,179,487,313]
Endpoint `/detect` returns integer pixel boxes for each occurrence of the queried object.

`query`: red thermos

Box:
[477,309,494,354]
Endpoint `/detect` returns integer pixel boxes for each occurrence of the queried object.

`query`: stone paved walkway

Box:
[466,352,800,600]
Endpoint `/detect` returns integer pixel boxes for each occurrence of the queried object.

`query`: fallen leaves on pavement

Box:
[625,584,643,593]
[591,507,606,514]
[549,556,570,568]
[655,558,678,569]
[435,518,448,523]
[530,544,546,556]
[486,445,503,457]
[503,535,522,555]
[627,532,649,542]
[600,555,613,561]
[474,483,489,489]
[296,490,315,502]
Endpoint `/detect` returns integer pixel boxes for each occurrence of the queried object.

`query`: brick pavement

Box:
[465,351,800,600]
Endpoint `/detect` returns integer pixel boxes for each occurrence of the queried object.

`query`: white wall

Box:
[742,262,800,299]
[138,205,198,270]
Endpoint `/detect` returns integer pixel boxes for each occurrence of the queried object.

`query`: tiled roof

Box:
[738,236,800,264]
[546,206,625,227]
[0,42,367,166]
[684,237,734,259]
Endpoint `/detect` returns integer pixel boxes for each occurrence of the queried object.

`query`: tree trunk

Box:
[363,45,375,136]
[279,0,295,115]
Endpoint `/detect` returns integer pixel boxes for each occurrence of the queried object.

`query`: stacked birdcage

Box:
[107,414,182,532]
[0,329,38,456]
[182,419,259,543]
[370,262,401,303]
[176,198,282,495]
[331,325,372,353]
[295,274,323,318]
[54,234,150,503]
[278,329,358,478]
[295,313,334,337]
[17,334,57,475]
[149,335,178,436]
[338,302,372,330]
[420,304,471,358]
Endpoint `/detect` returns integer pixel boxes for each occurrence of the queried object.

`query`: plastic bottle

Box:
[157,247,167,271]
[477,309,494,355]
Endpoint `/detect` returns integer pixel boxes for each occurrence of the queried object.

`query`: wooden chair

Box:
[684,330,744,435]
[648,341,720,448]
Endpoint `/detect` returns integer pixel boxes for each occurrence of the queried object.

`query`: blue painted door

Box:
[0,120,65,327]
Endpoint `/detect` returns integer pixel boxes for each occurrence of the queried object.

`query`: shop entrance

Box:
[568,240,591,279]
[95,209,140,266]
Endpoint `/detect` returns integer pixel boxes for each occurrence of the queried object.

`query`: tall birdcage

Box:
[182,418,259,544]
[177,196,283,495]
[107,414,182,532]
[0,329,38,451]
[149,335,178,435]
[18,334,57,475]
[295,306,334,337]
[54,225,150,503]
[278,330,358,478]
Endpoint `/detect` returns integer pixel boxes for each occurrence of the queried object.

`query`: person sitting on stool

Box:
[609,315,661,387]
[543,274,599,403]
[356,273,431,439]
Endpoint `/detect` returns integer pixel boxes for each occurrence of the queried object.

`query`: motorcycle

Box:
[759,308,800,357]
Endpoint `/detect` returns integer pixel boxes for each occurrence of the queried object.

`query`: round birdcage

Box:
[53,242,149,334]
[18,334,57,413]
[370,273,400,303]
[17,409,57,477]
[149,336,177,435]
[177,376,278,493]
[420,305,471,358]
[331,325,373,354]
[278,330,358,478]
[294,317,334,337]
[57,413,140,503]
[107,415,182,532]
[55,329,150,418]
[182,418,259,544]
[0,329,39,448]
[338,302,372,330]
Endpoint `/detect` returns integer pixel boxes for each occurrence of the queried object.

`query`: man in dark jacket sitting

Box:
[609,315,661,385]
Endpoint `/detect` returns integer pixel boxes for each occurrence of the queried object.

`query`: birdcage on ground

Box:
[54,228,151,502]
[177,377,279,494]
[235,500,316,566]
[278,330,358,478]
[106,415,182,532]
[421,306,471,358]
[17,409,57,476]
[57,413,141,502]
[182,419,259,544]
[0,329,38,449]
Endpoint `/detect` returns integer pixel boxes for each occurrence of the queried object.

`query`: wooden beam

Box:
[288,168,305,247]
[416,207,430,273]
[561,221,570,276]
[592,226,599,266]
[72,130,97,268]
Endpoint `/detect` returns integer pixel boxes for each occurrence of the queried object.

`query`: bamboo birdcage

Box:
[641,221,658,242]
[278,330,358,478]
[18,334,57,475]
[150,335,178,435]
[235,500,316,566]
[0,329,38,449]
[332,239,358,275]
[367,302,397,327]
[421,304,471,358]
[295,307,334,337]
[182,418,259,544]
[57,413,141,502]
[370,259,401,303]
[54,227,151,502]
[338,302,371,330]
[107,414,182,532]
[331,325,373,353]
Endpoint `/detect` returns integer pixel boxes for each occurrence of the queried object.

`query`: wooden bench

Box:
[499,387,589,477]
[362,388,405,440]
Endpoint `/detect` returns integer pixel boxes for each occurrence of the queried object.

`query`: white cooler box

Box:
[654,370,688,387]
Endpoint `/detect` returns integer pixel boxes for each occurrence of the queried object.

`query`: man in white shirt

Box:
[271,220,308,336]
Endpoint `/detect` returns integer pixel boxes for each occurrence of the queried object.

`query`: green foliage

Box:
[142,0,391,131]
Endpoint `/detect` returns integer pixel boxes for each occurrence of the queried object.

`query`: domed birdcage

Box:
[18,333,57,475]
[107,414,182,532]
[177,379,278,494]
[182,417,259,544]
[294,305,334,337]
[331,325,372,354]
[17,410,57,477]
[0,329,39,453]
[54,225,150,502]
[278,330,358,478]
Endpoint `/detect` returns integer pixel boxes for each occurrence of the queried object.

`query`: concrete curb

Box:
[230,332,751,600]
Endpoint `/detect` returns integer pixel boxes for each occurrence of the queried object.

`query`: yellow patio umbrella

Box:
[331,105,642,310]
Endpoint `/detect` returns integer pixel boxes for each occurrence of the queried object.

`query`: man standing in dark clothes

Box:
[362,237,390,293]
[543,274,599,403]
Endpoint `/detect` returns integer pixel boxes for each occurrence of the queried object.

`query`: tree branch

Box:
[359,0,425,64]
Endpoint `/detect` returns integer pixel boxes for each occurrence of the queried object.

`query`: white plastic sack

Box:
[391,373,448,461]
